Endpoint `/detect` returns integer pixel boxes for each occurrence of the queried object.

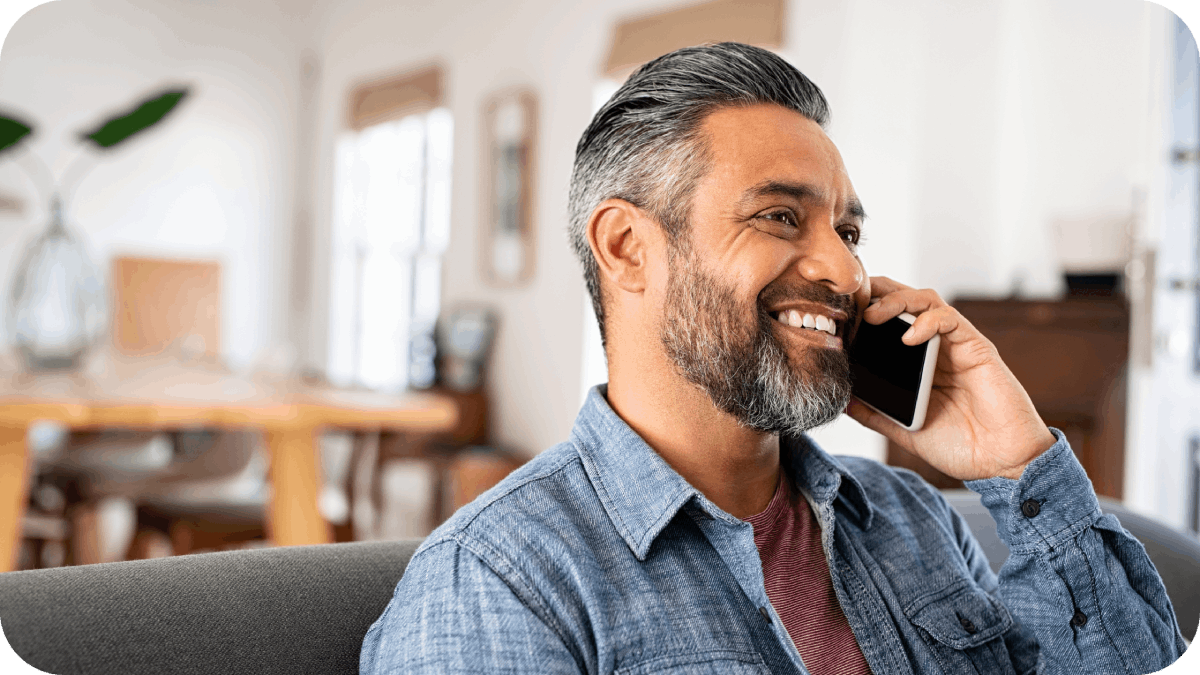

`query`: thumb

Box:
[845,397,911,447]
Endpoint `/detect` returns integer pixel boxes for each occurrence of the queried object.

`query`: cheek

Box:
[718,242,782,305]
[643,247,676,300]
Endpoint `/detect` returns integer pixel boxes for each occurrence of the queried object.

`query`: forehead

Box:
[697,104,855,206]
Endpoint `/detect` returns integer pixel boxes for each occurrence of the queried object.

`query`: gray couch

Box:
[1,494,1196,674]
[1,539,422,674]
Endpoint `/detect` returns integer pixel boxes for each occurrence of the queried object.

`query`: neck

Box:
[606,337,780,519]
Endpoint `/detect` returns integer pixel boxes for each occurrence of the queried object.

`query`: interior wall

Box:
[0,0,308,369]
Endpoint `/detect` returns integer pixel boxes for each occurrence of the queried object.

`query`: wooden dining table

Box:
[0,357,457,572]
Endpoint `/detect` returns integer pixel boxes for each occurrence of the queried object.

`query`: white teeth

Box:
[775,309,837,335]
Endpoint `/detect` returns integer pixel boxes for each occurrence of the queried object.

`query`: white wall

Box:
[0,0,309,369]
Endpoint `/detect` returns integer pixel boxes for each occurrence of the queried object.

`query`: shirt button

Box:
[1071,609,1088,628]
[1021,499,1041,518]
[759,606,772,624]
[958,615,978,634]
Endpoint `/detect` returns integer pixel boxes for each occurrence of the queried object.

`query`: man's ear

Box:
[586,198,656,294]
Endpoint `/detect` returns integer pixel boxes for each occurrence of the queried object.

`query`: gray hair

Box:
[567,42,831,348]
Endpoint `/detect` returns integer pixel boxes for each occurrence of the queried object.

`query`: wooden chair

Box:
[111,256,221,359]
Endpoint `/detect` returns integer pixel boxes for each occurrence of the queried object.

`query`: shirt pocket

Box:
[614,649,769,675]
[904,580,1017,674]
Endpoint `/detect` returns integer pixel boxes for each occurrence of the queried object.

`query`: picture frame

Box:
[480,88,537,286]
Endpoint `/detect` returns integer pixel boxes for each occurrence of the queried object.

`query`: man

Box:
[361,43,1186,674]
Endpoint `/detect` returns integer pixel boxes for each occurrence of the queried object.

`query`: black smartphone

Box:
[847,312,940,431]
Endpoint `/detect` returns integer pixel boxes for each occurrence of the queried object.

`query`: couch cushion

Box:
[0,539,421,675]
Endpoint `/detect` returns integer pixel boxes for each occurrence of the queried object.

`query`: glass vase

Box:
[7,196,105,370]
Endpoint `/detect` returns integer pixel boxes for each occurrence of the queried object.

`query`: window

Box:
[327,108,452,391]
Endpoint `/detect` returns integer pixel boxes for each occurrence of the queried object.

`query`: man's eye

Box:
[839,226,862,246]
[764,212,796,227]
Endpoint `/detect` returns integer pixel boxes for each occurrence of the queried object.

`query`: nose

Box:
[795,225,862,296]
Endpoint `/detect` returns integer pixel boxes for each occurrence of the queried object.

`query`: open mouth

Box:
[772,309,839,337]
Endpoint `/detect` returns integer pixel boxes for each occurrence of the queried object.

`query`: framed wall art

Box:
[480,88,537,286]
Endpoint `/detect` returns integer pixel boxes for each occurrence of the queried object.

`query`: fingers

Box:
[861,277,988,349]
[845,398,912,446]
[866,276,912,296]
[864,276,948,325]
[902,306,964,345]
[868,275,988,345]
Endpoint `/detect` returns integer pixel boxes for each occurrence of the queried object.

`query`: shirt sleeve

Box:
[964,428,1187,674]
[359,537,583,675]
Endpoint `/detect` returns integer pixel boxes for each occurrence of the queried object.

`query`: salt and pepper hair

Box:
[567,42,831,348]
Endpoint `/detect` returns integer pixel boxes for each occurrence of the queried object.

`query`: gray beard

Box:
[659,248,852,436]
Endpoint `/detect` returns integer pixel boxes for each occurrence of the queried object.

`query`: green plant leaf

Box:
[0,115,33,155]
[80,87,189,149]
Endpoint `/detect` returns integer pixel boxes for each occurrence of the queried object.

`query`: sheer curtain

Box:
[328,108,452,391]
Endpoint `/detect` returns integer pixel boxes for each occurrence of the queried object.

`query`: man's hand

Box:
[844,276,1056,481]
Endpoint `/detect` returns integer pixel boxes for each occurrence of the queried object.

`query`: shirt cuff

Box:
[964,428,1102,556]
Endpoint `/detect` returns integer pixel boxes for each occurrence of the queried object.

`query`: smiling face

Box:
[657,103,871,434]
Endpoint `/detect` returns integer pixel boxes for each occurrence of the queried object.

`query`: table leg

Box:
[349,431,381,542]
[68,502,102,566]
[264,428,332,547]
[0,427,30,572]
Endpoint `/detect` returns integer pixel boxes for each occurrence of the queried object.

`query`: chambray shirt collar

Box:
[782,431,875,530]
[571,385,874,560]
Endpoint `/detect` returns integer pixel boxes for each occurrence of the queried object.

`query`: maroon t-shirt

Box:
[745,475,873,675]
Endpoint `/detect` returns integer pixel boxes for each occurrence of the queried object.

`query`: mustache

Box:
[757,280,858,326]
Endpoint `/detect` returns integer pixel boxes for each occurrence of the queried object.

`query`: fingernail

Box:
[902,328,915,342]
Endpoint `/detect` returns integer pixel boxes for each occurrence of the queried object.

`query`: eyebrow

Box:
[740,180,867,221]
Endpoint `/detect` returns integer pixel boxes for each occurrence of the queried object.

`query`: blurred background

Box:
[0,0,1196,571]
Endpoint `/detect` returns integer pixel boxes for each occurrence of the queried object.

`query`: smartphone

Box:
[847,312,940,431]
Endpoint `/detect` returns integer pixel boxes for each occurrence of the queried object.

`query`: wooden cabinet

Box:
[886,298,1129,499]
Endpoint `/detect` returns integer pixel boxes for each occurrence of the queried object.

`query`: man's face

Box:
[658,104,870,435]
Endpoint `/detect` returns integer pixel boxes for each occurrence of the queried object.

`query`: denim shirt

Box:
[361,386,1186,674]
